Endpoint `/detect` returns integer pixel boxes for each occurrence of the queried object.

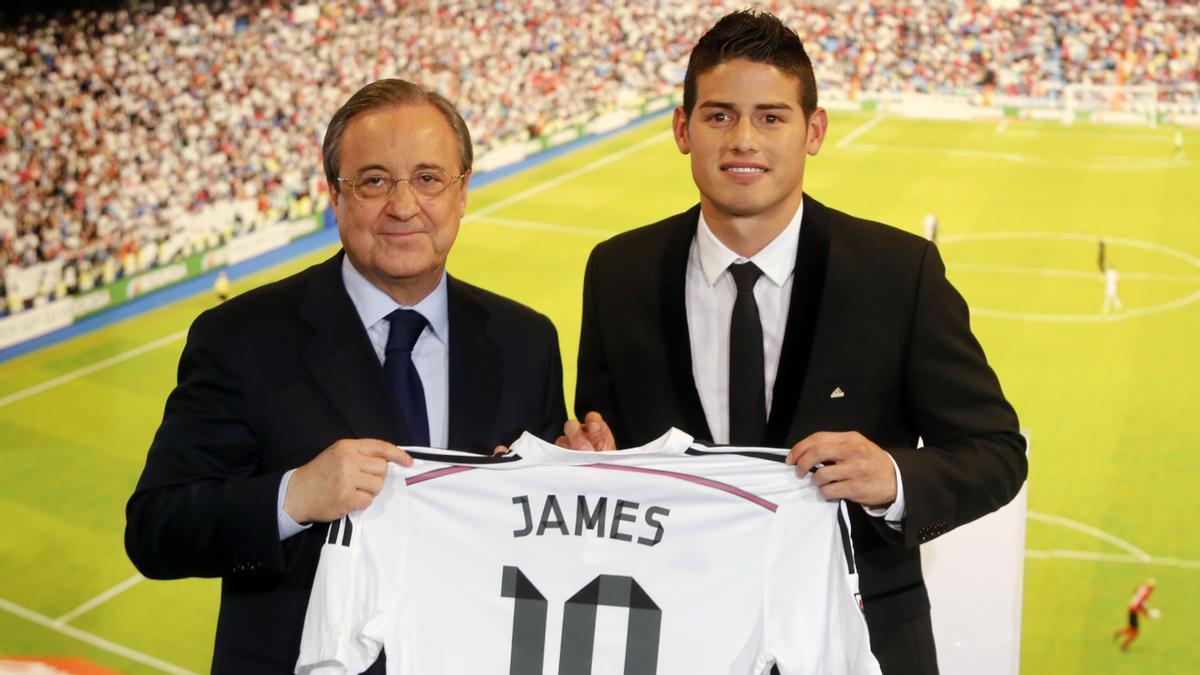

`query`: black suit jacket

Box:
[576,198,1026,657]
[125,252,566,673]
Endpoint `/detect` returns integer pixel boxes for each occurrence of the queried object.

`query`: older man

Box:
[126,79,571,673]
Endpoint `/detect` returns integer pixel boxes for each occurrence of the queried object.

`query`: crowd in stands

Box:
[1,0,1197,314]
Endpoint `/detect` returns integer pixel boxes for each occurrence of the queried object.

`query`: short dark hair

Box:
[682,10,818,119]
[322,79,473,192]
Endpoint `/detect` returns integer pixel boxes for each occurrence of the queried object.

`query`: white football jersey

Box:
[297,429,879,675]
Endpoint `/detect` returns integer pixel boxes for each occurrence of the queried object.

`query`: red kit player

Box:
[1113,578,1158,650]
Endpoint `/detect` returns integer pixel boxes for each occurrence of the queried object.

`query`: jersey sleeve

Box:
[761,492,881,675]
[296,472,408,674]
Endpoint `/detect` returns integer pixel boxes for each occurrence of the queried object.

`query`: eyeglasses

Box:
[336,169,469,201]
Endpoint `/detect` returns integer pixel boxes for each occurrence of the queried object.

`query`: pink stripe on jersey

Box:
[584,463,778,512]
[406,465,475,485]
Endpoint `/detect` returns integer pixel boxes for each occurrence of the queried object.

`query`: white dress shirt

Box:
[684,200,906,525]
[685,206,800,444]
[277,257,451,539]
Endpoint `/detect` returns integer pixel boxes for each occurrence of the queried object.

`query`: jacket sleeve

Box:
[536,316,568,443]
[574,247,619,435]
[888,243,1028,548]
[124,308,287,579]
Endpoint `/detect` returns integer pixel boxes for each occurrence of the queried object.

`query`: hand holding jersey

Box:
[555,411,617,452]
[284,439,414,525]
[493,412,618,456]
[786,431,898,509]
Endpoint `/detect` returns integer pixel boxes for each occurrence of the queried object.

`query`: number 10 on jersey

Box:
[502,566,662,674]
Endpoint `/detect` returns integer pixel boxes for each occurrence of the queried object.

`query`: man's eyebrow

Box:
[696,100,795,111]
[351,163,391,175]
[352,162,450,174]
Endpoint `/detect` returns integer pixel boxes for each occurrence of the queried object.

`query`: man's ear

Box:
[672,107,691,155]
[456,172,471,217]
[805,107,828,156]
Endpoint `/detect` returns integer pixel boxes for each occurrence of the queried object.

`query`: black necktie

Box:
[728,262,765,446]
[384,309,430,447]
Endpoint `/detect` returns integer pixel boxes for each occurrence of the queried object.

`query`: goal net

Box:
[1062,83,1160,128]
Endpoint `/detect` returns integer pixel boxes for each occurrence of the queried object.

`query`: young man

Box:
[575,11,1027,674]
[126,79,572,673]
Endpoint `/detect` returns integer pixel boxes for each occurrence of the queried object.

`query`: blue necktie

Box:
[384,309,430,446]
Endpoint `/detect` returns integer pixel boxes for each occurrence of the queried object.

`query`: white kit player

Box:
[922,212,939,243]
[296,429,880,675]
[1103,264,1122,313]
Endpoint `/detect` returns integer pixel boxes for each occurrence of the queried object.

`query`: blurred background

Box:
[1,1,1197,673]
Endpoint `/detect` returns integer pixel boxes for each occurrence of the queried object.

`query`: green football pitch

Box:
[1,111,1197,673]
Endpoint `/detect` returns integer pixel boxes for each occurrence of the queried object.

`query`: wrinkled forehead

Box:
[340,103,461,175]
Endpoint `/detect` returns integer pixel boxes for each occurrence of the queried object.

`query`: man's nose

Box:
[729,117,759,152]
[383,179,420,218]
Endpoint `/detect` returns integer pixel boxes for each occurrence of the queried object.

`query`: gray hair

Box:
[322,79,473,191]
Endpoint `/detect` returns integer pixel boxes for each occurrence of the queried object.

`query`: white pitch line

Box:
[1027,510,1151,561]
[465,130,674,221]
[1025,549,1200,570]
[938,231,1200,323]
[469,214,612,238]
[970,287,1200,323]
[836,113,885,148]
[846,141,1192,171]
[0,595,197,675]
[995,120,1009,135]
[948,262,1200,283]
[54,574,144,627]
[1002,128,1177,143]
[0,330,187,409]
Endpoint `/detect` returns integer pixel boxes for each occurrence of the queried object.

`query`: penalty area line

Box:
[1025,549,1200,570]
[53,574,145,627]
[0,595,197,675]
[0,330,188,409]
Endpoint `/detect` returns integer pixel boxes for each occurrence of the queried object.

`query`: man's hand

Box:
[786,431,897,508]
[556,411,616,451]
[493,412,617,456]
[284,439,413,524]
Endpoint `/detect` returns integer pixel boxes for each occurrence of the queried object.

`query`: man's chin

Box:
[708,196,771,220]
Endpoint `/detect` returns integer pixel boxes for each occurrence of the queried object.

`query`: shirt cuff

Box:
[278,469,311,541]
[862,453,906,531]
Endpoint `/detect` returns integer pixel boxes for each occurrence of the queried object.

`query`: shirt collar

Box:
[340,255,449,344]
[696,199,803,288]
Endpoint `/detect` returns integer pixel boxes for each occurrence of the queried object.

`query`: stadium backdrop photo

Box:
[2,1,1198,674]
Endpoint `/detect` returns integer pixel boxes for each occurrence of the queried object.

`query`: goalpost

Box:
[1062,83,1160,128]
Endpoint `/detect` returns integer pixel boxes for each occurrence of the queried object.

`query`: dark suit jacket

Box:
[125,252,566,673]
[576,198,1027,666]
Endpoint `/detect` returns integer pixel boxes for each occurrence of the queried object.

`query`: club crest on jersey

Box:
[512,494,670,547]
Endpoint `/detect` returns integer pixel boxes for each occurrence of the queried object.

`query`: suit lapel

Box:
[764,196,831,446]
[446,276,502,451]
[661,206,714,442]
[299,253,407,443]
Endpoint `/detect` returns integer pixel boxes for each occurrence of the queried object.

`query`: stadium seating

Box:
[1,0,1196,312]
